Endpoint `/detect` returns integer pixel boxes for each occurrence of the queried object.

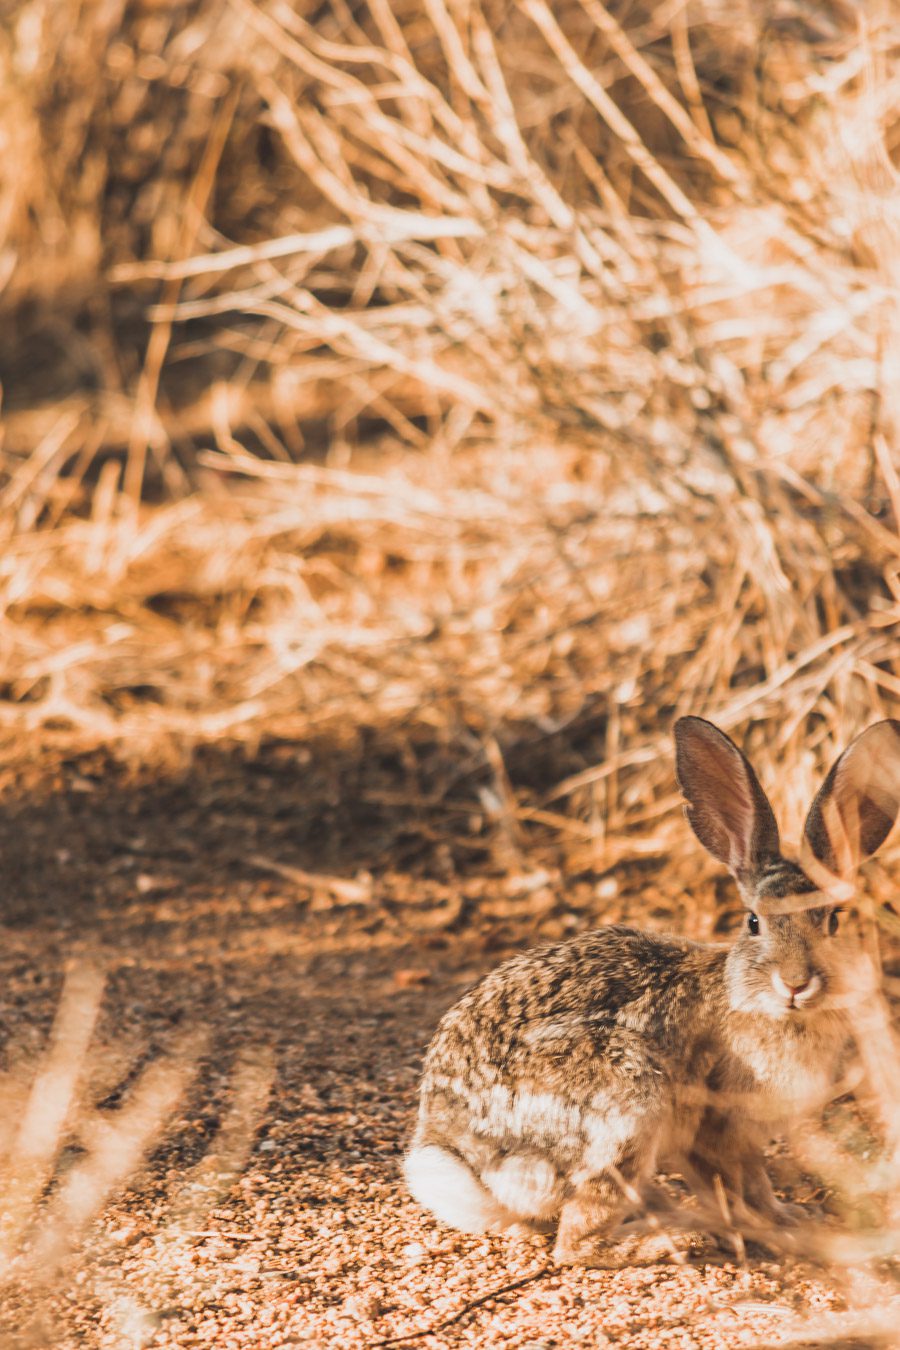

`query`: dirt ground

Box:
[0,733,895,1349]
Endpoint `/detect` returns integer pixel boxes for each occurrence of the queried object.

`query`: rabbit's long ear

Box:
[674,717,780,876]
[803,721,900,875]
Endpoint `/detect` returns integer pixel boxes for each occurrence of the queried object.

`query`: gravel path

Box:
[0,739,891,1347]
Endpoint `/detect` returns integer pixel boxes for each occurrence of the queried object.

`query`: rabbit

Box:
[404,716,900,1265]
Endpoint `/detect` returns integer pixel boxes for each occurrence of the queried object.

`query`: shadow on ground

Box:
[0,733,852,1349]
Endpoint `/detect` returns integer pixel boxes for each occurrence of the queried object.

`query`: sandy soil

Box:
[0,735,890,1349]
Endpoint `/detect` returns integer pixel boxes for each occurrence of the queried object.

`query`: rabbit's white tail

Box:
[404,1144,509,1232]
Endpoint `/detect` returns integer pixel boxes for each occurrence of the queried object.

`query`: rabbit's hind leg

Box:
[552,1179,627,1265]
[552,1139,660,1267]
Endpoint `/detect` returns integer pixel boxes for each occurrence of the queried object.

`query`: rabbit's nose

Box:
[771,971,819,1003]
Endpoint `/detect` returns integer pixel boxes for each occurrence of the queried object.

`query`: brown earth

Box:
[0,733,894,1349]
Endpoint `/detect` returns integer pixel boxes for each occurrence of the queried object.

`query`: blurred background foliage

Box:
[1,0,899,867]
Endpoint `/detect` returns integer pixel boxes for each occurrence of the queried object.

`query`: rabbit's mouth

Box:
[771,971,823,1010]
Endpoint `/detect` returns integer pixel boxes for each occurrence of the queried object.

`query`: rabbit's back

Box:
[422,925,722,1099]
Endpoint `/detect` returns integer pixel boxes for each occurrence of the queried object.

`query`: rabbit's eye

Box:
[747,912,760,936]
[826,909,840,936]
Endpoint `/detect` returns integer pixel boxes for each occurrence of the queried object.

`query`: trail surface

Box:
[0,739,866,1347]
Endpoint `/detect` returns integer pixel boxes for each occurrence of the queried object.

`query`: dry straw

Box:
[1,2,899,843]
[0,965,274,1345]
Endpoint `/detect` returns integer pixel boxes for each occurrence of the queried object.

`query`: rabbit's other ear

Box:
[804,720,900,875]
[674,717,780,876]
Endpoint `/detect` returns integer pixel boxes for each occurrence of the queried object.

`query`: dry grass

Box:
[1,2,900,799]
[4,0,900,1342]
[1,1,899,817]
[0,959,276,1347]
